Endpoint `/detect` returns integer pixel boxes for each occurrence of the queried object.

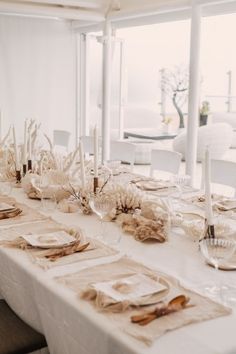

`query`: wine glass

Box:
[0,167,12,196]
[31,173,52,211]
[172,174,191,196]
[199,238,236,304]
[89,192,115,241]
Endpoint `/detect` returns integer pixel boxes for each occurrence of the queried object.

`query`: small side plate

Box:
[0,203,15,212]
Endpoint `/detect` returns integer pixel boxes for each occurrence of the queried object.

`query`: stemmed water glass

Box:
[199,237,236,304]
[89,192,116,242]
[31,173,56,212]
[172,174,191,196]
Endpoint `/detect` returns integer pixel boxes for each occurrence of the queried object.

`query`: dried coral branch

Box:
[0,126,12,147]
[44,133,53,152]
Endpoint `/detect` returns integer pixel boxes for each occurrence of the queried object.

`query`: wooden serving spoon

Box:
[131,295,192,326]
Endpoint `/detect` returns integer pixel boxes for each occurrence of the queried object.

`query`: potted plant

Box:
[199,101,210,126]
[161,116,173,134]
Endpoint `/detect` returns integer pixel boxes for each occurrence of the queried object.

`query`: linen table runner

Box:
[57,257,231,345]
[0,219,118,269]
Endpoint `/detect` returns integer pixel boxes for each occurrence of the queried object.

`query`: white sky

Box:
[115,12,236,112]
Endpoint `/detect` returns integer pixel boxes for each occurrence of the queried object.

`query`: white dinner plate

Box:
[92,273,169,303]
[21,231,76,249]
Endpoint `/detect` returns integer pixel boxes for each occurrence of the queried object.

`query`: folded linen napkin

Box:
[82,273,170,313]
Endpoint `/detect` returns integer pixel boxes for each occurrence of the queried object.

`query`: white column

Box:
[0,109,2,142]
[118,40,125,140]
[186,3,202,186]
[79,33,90,138]
[101,20,112,163]
[227,70,232,112]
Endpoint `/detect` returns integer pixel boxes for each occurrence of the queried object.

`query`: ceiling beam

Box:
[108,1,190,21]
[0,1,105,21]
[12,0,106,10]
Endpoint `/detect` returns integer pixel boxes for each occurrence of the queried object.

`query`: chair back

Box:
[202,159,236,197]
[53,130,70,150]
[150,149,182,177]
[110,140,136,168]
[80,136,95,155]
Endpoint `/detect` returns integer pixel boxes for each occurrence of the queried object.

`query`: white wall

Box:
[0,15,76,147]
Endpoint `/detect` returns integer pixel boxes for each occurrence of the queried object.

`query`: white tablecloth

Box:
[1,188,236,354]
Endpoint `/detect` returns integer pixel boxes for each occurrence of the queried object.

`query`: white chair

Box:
[201,159,236,197]
[53,130,70,152]
[150,149,182,177]
[110,140,136,169]
[80,135,102,156]
[80,135,95,155]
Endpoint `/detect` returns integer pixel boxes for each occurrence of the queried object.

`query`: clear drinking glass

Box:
[41,191,57,213]
[0,179,12,196]
[89,192,115,241]
[31,173,54,211]
[102,221,121,249]
[199,237,236,304]
[0,170,12,196]
[172,174,191,197]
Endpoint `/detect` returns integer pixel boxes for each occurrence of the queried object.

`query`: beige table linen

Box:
[57,257,230,346]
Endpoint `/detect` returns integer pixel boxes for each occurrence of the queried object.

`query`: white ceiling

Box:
[0,0,235,29]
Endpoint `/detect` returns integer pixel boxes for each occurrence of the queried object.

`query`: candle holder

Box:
[203,219,215,239]
[93,177,99,193]
[22,164,27,176]
[28,159,32,171]
[16,170,21,183]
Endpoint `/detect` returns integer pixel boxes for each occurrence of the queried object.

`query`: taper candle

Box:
[23,119,27,164]
[79,140,86,188]
[94,125,98,178]
[204,146,213,225]
[12,126,20,170]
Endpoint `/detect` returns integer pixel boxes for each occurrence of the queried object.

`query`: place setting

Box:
[56,256,231,346]
[0,219,119,269]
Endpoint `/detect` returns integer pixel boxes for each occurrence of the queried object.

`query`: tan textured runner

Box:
[0,219,118,269]
[56,257,231,345]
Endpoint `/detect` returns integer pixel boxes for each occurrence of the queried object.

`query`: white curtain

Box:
[0,15,76,147]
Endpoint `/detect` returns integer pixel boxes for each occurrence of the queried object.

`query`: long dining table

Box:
[0,185,236,354]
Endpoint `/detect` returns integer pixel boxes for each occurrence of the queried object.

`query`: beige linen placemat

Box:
[0,196,47,227]
[56,257,231,345]
[0,219,118,269]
